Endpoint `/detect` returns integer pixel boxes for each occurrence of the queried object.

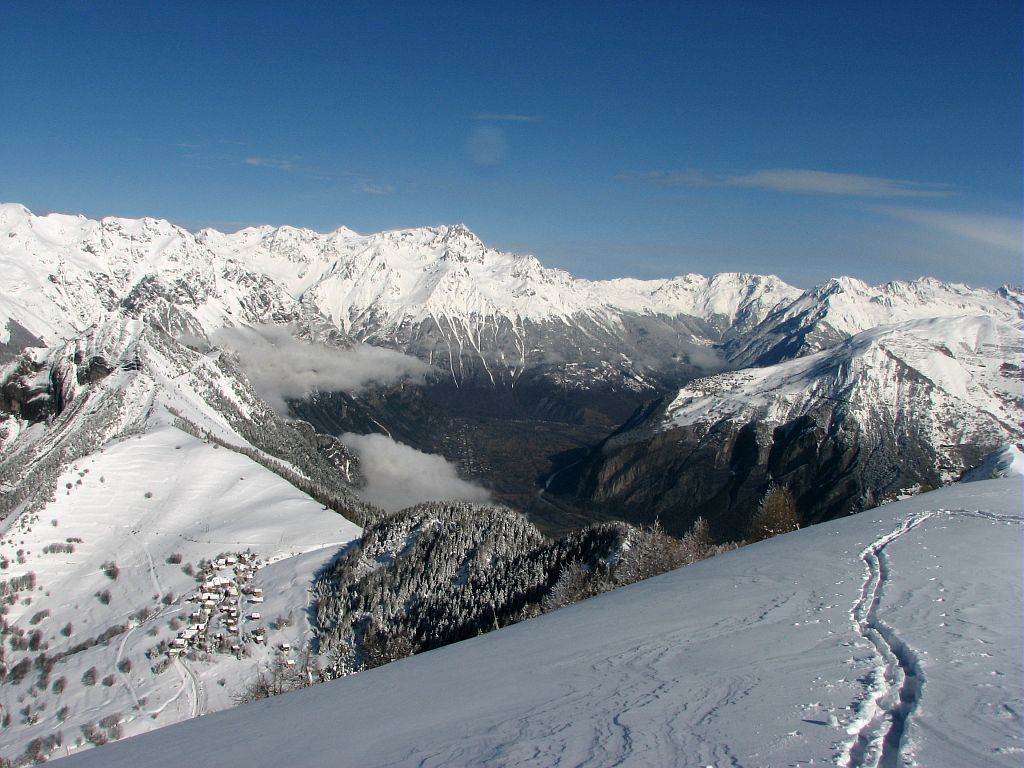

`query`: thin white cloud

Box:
[875,206,1022,253]
[211,324,433,413]
[621,168,951,198]
[729,169,950,198]
[471,113,542,123]
[340,432,491,512]
[243,156,299,172]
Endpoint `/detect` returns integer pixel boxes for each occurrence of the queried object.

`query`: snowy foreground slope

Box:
[59,478,1023,767]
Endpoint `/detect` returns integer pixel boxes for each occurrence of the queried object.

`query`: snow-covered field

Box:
[56,478,1023,767]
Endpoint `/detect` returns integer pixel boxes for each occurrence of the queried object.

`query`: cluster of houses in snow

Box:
[167,552,268,659]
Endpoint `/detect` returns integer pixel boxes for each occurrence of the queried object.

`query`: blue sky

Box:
[2,1,1020,287]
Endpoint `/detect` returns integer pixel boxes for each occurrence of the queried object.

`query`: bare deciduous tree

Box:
[748,484,800,542]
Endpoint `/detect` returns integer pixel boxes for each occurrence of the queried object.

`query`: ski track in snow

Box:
[114,625,145,713]
[843,511,934,768]
[114,599,190,720]
[147,661,192,718]
[841,505,1024,768]
[44,480,1023,768]
[140,542,164,601]
[942,507,1024,526]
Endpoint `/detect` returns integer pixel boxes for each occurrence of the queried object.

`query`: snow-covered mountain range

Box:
[2,201,1020,532]
[0,203,799,386]
[7,203,1015,390]
[726,274,1023,367]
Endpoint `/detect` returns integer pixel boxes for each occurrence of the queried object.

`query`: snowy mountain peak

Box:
[670,314,1022,425]
[0,204,799,335]
[0,202,33,226]
[814,275,872,297]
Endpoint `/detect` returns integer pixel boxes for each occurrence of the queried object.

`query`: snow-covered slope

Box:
[665,314,1023,467]
[0,317,365,761]
[55,478,1024,767]
[0,425,359,757]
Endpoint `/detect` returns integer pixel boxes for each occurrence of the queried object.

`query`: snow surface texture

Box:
[56,479,1023,767]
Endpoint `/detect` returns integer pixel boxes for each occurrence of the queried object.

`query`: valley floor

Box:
[56,478,1023,767]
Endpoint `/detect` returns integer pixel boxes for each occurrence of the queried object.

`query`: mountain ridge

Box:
[4,202,1018,392]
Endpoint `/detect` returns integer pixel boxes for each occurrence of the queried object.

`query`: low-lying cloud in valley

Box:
[211,324,433,412]
[340,433,492,512]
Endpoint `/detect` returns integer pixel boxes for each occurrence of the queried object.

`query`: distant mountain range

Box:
[2,202,1020,532]
[2,201,1016,380]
